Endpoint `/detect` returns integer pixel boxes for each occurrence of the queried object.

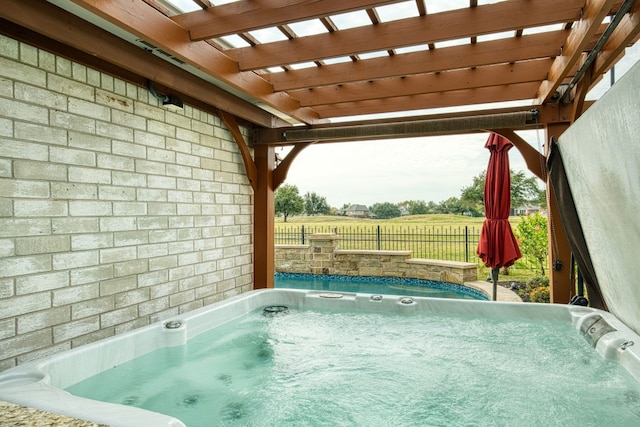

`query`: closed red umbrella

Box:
[477,133,522,300]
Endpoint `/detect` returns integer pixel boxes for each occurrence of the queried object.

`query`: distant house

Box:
[512,205,542,216]
[343,204,370,218]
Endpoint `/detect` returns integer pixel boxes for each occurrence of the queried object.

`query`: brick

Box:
[148,175,176,189]
[71,296,114,320]
[0,138,48,161]
[0,292,51,320]
[115,288,149,308]
[98,185,136,201]
[112,110,145,130]
[14,82,66,110]
[168,191,193,203]
[169,289,194,307]
[13,120,66,147]
[176,152,200,167]
[50,112,96,134]
[68,167,111,184]
[147,147,176,163]
[0,330,52,361]
[112,140,146,159]
[53,316,100,342]
[135,159,165,175]
[112,171,146,187]
[70,265,113,286]
[97,122,133,141]
[138,270,168,287]
[50,147,96,166]
[69,201,112,216]
[0,35,19,58]
[100,306,137,328]
[99,276,137,296]
[0,318,15,340]
[16,271,69,295]
[99,216,137,232]
[1,180,50,199]
[134,101,164,120]
[113,202,147,216]
[149,229,177,243]
[169,265,194,281]
[138,297,169,317]
[137,216,167,230]
[0,254,51,278]
[114,230,148,246]
[52,217,98,234]
[149,255,177,271]
[0,239,14,257]
[147,202,176,215]
[53,283,99,306]
[15,235,70,255]
[147,120,174,137]
[48,74,94,101]
[100,246,136,264]
[55,56,72,77]
[167,164,194,179]
[52,250,98,270]
[113,259,147,277]
[177,204,200,216]
[51,183,98,200]
[95,89,133,112]
[136,188,167,202]
[68,131,110,152]
[71,233,114,250]
[138,243,168,258]
[14,161,67,181]
[0,57,46,88]
[97,154,134,171]
[71,62,87,83]
[18,306,70,334]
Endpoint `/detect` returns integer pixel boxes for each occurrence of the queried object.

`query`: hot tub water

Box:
[66,306,640,426]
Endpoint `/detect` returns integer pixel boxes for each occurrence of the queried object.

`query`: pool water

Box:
[275,272,487,300]
[66,307,640,426]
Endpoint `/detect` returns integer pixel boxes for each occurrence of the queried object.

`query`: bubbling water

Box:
[67,308,640,426]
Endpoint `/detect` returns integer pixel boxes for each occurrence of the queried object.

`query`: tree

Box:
[511,170,544,209]
[434,197,466,215]
[274,184,304,222]
[304,191,331,215]
[515,212,548,275]
[370,202,401,219]
[407,200,430,215]
[460,169,544,212]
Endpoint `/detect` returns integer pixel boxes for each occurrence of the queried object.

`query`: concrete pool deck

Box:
[0,401,106,426]
[465,281,523,302]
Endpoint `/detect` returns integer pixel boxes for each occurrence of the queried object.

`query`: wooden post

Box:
[545,123,572,303]
[254,144,275,289]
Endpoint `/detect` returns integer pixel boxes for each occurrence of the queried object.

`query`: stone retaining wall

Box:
[276,234,477,284]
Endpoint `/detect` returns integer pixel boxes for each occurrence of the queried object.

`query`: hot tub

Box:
[1,289,639,426]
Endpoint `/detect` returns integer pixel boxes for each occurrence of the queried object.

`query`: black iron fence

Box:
[276,225,547,273]
[275,225,481,263]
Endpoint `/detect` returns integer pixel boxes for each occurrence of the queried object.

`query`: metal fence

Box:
[275,225,481,263]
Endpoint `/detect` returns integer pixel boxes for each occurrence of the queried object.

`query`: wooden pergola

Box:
[2,0,639,301]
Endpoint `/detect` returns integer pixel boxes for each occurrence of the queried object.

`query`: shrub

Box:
[529,286,550,303]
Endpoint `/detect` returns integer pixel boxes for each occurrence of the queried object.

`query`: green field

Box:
[275,214,541,283]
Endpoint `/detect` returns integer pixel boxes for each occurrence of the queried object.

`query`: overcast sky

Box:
[281,130,540,208]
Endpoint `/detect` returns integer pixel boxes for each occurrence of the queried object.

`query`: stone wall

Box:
[276,234,478,284]
[0,35,253,369]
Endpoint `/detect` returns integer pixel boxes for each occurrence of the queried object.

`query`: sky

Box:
[281,130,541,208]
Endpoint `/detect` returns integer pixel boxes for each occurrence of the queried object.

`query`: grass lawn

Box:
[275,214,543,284]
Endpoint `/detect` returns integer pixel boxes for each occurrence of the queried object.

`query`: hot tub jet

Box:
[263,305,289,316]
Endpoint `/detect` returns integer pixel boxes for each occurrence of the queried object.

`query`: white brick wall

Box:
[0,35,254,370]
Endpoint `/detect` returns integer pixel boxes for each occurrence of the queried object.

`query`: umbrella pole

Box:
[492,267,499,301]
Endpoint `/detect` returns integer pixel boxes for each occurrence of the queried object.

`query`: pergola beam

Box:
[173,0,399,40]
[226,0,583,70]
[535,0,617,103]
[289,59,553,107]
[311,82,540,119]
[264,31,566,91]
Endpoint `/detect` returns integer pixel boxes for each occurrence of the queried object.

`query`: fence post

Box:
[301,225,305,245]
[465,226,469,262]
[377,225,381,250]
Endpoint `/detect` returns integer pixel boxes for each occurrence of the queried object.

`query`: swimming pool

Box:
[0,289,639,426]
[275,272,488,300]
